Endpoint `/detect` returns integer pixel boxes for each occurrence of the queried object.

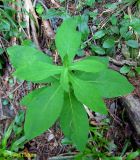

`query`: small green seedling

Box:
[7,17,134,151]
[0,111,32,159]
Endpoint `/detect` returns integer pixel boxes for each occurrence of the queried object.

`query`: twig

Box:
[33,0,37,7]
[108,109,123,126]
[23,0,31,38]
[31,20,41,50]
[2,82,24,99]
[48,155,74,160]
[0,95,4,119]
[28,0,39,28]
[109,57,137,67]
[23,0,40,44]
[42,20,55,39]
[10,37,17,46]
[50,0,60,8]
[84,105,94,119]
[16,0,22,29]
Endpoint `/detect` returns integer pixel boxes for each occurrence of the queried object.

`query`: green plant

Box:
[135,66,140,75]
[7,17,134,151]
[35,3,44,15]
[0,111,34,159]
[0,0,26,41]
[75,124,140,160]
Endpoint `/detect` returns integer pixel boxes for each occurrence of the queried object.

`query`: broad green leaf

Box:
[21,87,46,106]
[105,3,118,9]
[103,39,115,48]
[132,25,140,35]
[7,46,56,82]
[124,31,133,40]
[36,3,44,15]
[77,49,85,57]
[55,18,81,62]
[86,0,95,6]
[110,15,117,25]
[73,56,109,76]
[23,83,64,139]
[136,67,140,75]
[60,93,89,151]
[110,26,119,34]
[120,65,130,74]
[108,157,122,160]
[93,30,105,39]
[120,26,128,37]
[0,19,10,31]
[69,57,107,73]
[7,45,52,68]
[126,40,139,48]
[127,70,135,78]
[130,17,140,34]
[21,40,36,48]
[60,68,69,92]
[89,11,98,19]
[14,62,63,82]
[31,75,59,83]
[126,150,140,160]
[76,69,134,98]
[70,75,107,114]
[91,45,106,55]
[84,56,109,66]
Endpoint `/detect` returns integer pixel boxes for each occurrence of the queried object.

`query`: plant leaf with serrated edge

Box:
[55,17,81,62]
[76,69,134,98]
[69,56,107,73]
[7,45,52,68]
[23,83,64,140]
[7,45,59,83]
[60,92,89,151]
[21,87,46,106]
[70,75,107,114]
[13,62,63,82]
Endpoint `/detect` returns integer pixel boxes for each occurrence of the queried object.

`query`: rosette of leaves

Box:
[7,17,134,151]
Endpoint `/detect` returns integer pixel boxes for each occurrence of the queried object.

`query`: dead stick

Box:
[109,57,137,67]
[42,20,55,39]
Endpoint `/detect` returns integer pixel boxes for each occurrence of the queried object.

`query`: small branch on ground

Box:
[109,57,137,67]
[42,20,55,39]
